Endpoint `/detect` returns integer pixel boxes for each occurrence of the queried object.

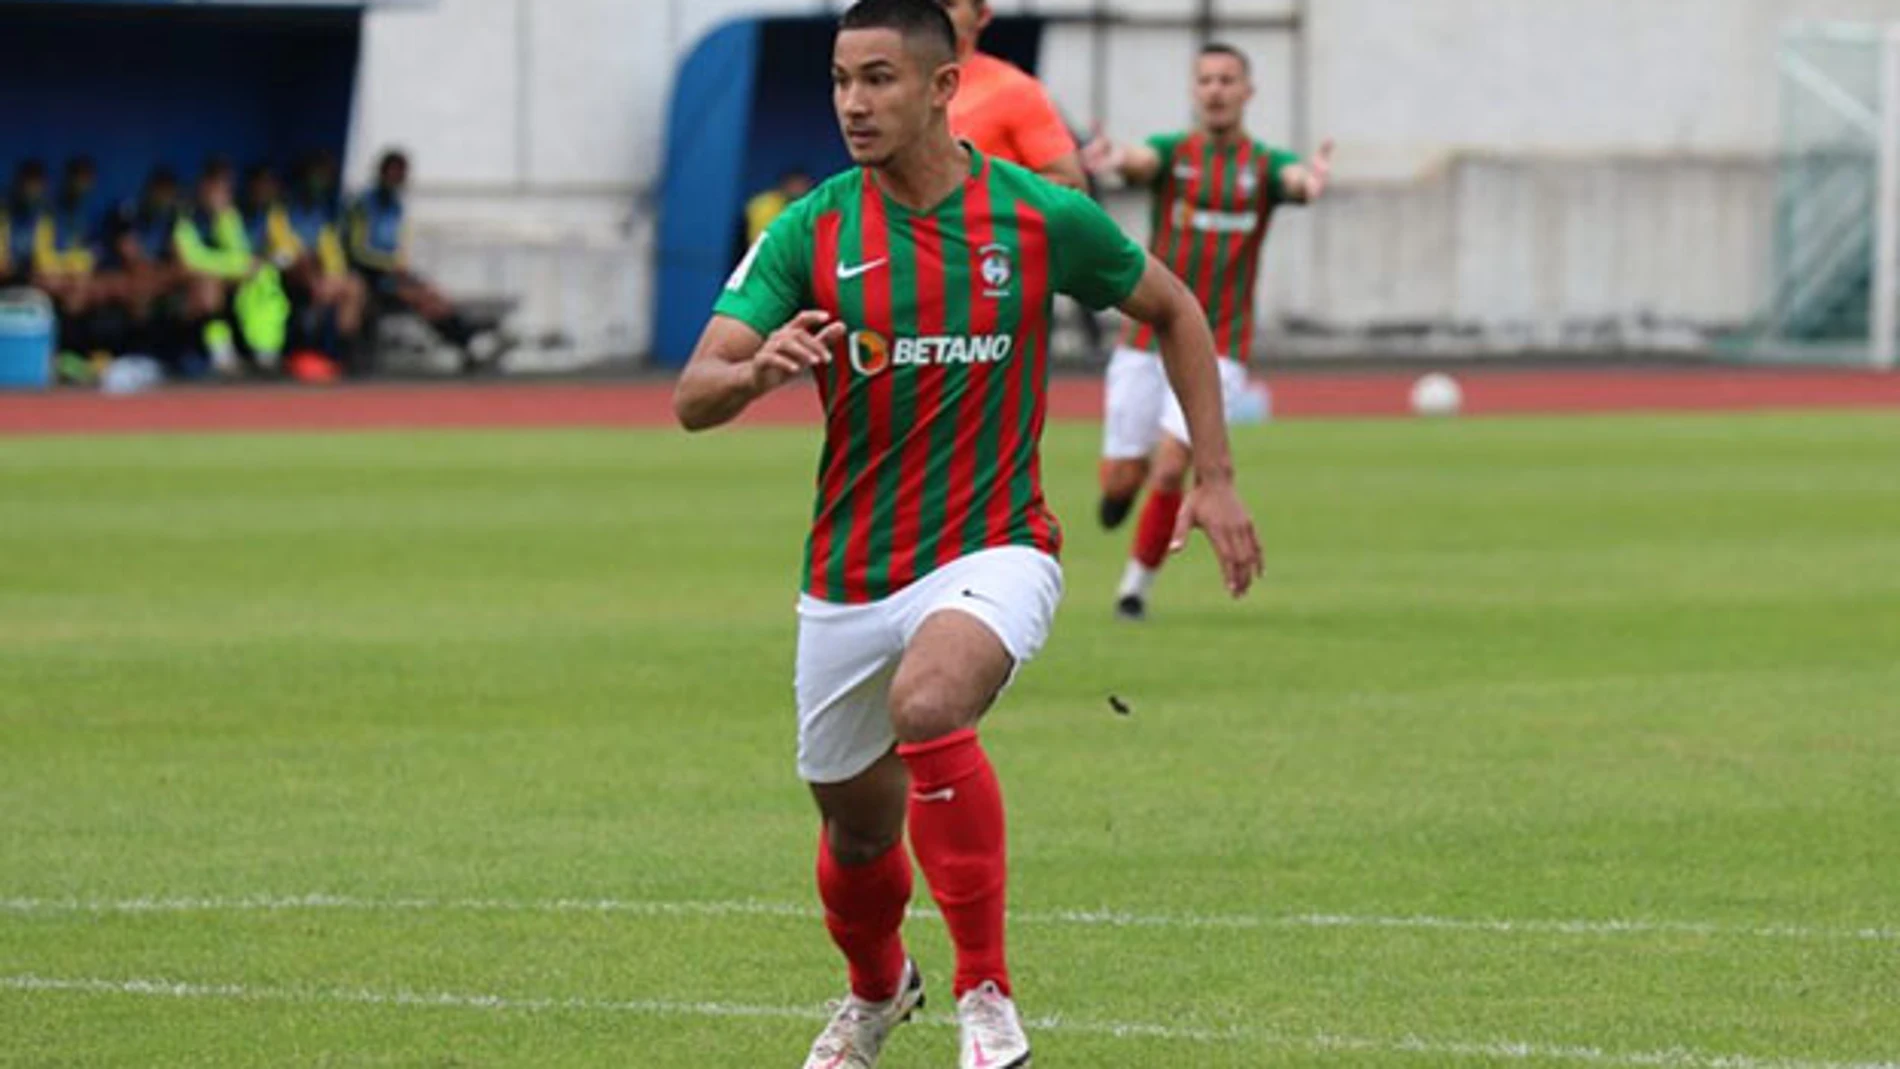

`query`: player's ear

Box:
[933,59,962,108]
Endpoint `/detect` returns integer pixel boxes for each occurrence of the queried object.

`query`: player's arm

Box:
[1081,130,1163,187]
[674,204,834,432]
[673,311,841,431]
[1012,85,1088,191]
[1034,152,1088,192]
[1274,139,1334,204]
[1118,257,1263,596]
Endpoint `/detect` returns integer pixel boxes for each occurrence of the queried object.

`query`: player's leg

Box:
[796,601,924,1068]
[1118,356,1250,618]
[1098,346,1166,529]
[888,548,1061,1069]
[1116,435,1191,620]
[184,274,240,375]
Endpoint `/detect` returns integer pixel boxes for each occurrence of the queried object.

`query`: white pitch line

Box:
[3,973,1895,1069]
[2,893,1894,943]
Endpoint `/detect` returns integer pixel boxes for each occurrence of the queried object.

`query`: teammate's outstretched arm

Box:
[673,311,843,431]
[1117,256,1265,596]
[1081,128,1163,186]
[1276,138,1335,203]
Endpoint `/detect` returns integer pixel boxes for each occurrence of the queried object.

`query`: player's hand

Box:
[1170,480,1264,598]
[1081,122,1124,178]
[752,310,843,395]
[1306,139,1335,199]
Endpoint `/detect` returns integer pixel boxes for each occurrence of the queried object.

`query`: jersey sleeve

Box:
[1046,186,1147,311]
[1006,80,1079,172]
[713,196,813,336]
[1265,146,1303,205]
[1143,133,1185,190]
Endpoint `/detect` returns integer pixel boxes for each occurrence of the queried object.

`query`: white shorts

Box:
[1102,346,1250,460]
[793,546,1064,784]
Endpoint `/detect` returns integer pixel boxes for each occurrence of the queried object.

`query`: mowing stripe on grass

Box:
[3,893,1894,943]
[4,974,1894,1069]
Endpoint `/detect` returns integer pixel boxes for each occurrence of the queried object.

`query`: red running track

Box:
[2,368,1899,437]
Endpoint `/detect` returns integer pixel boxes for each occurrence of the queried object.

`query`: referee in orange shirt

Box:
[938,0,1087,190]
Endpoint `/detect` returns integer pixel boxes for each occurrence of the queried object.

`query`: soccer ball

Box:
[1409,372,1463,417]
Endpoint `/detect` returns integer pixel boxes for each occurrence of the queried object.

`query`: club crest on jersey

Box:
[979,243,1014,299]
[848,330,891,376]
[1173,162,1200,182]
[1238,165,1258,196]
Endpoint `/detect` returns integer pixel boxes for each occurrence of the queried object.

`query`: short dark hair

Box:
[15,159,47,183]
[147,166,179,191]
[64,156,97,180]
[1199,42,1251,76]
[840,0,956,66]
[378,150,410,178]
[199,155,234,184]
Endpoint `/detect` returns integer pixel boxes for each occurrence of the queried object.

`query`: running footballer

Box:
[673,3,1262,1066]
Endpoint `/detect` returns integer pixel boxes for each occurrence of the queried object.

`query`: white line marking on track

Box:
[4,974,1895,1069]
[2,893,1893,943]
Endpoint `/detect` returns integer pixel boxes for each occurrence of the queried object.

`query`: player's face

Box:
[936,0,991,57]
[1193,53,1253,133]
[833,28,958,168]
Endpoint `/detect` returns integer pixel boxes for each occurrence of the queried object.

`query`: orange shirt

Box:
[949,52,1077,172]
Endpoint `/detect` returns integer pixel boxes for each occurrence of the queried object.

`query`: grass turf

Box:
[1,412,1897,1067]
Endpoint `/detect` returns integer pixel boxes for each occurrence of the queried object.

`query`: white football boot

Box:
[800,959,926,1069]
[956,981,1031,1069]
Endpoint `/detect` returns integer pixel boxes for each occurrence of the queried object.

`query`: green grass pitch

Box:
[2,412,1897,1067]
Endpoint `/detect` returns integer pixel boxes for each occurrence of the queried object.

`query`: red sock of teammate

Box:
[899,729,1010,997]
[816,834,913,1003]
[1133,487,1183,569]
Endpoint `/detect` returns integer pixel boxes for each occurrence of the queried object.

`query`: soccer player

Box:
[1084,43,1333,620]
[2,160,51,289]
[672,3,1263,1067]
[937,0,1086,190]
[254,160,368,368]
[346,149,487,372]
[174,158,270,373]
[104,167,190,363]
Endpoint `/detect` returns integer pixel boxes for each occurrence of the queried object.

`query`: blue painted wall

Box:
[0,3,361,209]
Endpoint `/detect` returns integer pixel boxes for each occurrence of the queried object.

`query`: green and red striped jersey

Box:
[1123,131,1300,364]
[715,149,1147,604]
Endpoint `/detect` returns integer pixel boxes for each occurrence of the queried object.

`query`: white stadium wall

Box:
[349,0,1900,362]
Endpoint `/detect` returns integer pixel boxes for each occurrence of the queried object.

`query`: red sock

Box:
[817,834,913,1003]
[1132,487,1183,569]
[899,729,1010,997]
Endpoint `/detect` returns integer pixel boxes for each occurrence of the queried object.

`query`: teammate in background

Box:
[937,0,1086,190]
[105,167,189,361]
[174,158,269,373]
[35,157,116,360]
[346,149,486,372]
[674,3,1262,1067]
[1084,42,1333,620]
[747,168,815,245]
[2,160,51,288]
[280,155,369,370]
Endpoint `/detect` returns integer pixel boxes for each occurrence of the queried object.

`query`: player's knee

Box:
[888,676,974,746]
[825,818,900,866]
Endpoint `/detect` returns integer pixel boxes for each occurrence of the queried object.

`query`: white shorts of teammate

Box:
[794,546,1064,784]
[1101,345,1250,460]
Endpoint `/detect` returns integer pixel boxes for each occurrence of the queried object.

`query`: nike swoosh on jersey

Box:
[913,787,957,804]
[835,258,888,281]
